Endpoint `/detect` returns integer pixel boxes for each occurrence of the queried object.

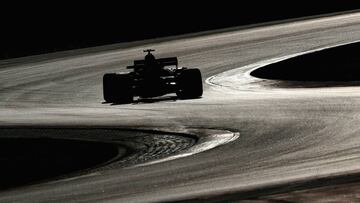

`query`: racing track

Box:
[1,12,360,202]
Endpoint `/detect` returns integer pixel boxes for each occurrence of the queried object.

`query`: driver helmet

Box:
[145,53,156,65]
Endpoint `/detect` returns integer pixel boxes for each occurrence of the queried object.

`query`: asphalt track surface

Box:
[1,12,360,202]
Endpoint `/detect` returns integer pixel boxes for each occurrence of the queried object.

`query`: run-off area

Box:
[0,128,198,190]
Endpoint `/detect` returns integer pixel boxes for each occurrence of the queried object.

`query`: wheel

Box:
[103,73,133,103]
[176,68,203,99]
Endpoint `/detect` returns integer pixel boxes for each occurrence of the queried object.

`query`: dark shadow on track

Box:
[108,95,178,105]
[108,95,202,105]
[133,96,178,104]
[172,171,360,203]
[0,138,119,191]
[250,42,360,87]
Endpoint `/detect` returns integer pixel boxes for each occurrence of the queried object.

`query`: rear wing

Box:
[127,57,178,69]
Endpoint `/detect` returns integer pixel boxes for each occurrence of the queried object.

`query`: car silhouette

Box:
[103,49,203,103]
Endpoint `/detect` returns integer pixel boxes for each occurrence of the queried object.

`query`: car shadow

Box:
[134,96,178,104]
[108,95,178,105]
[103,95,202,105]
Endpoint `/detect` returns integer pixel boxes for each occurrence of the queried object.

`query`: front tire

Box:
[176,69,203,99]
[103,73,133,103]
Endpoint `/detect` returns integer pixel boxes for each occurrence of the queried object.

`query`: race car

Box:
[103,49,203,103]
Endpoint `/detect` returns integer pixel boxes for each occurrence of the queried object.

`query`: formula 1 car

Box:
[103,49,203,103]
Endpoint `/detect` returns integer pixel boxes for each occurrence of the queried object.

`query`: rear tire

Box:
[103,73,133,103]
[176,69,203,99]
